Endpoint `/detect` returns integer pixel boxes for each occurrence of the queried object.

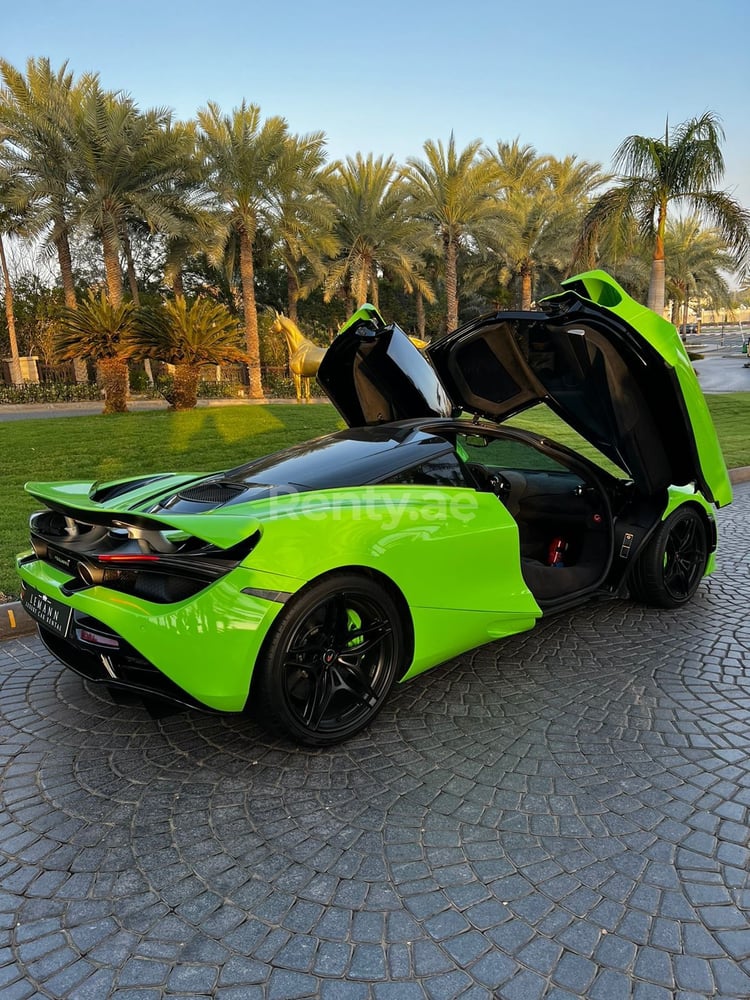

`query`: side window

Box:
[383,451,468,487]
[459,434,569,474]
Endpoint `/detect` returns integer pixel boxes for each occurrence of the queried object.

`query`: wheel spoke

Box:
[340,619,392,660]
[664,559,689,594]
[329,663,380,710]
[300,669,336,730]
[664,521,705,597]
[322,596,349,645]
[287,629,325,659]
[282,652,320,672]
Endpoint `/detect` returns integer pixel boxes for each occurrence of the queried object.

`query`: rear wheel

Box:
[631,506,708,608]
[257,574,403,746]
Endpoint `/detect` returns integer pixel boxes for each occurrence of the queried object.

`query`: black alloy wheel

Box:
[631,506,709,608]
[257,574,403,745]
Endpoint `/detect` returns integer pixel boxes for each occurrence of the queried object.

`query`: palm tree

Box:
[406,136,500,331]
[0,58,95,311]
[197,101,292,398]
[490,144,606,308]
[324,153,433,312]
[0,58,98,382]
[581,112,750,314]
[0,163,26,382]
[56,290,138,412]
[133,296,246,409]
[72,85,193,309]
[268,134,337,321]
[664,217,734,331]
[159,120,217,299]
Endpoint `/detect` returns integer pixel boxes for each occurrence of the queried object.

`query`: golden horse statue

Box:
[271,311,430,403]
[271,313,328,402]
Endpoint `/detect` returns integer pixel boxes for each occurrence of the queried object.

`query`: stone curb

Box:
[0,396,326,414]
[0,601,35,640]
[2,472,749,642]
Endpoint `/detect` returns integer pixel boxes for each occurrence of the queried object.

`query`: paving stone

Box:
[552,951,597,993]
[2,493,750,995]
[498,968,547,1000]
[319,983,370,1000]
[634,945,677,989]
[672,955,715,995]
[589,968,634,1000]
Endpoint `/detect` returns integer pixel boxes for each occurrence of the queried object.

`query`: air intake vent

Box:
[176,482,245,505]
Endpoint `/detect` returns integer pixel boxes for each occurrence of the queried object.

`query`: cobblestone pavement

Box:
[1,488,750,1000]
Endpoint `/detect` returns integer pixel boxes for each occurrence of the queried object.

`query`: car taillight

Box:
[76,627,120,649]
[98,554,161,563]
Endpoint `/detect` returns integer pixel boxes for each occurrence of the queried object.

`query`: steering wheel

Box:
[487,472,511,501]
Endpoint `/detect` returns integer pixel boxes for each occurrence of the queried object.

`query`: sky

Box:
[3,0,750,209]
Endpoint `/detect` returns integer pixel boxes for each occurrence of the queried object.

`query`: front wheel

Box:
[630,506,709,608]
[256,574,404,746]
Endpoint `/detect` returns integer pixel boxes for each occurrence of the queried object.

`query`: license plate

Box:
[21,585,73,638]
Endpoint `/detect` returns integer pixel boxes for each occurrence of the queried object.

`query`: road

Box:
[692,354,750,393]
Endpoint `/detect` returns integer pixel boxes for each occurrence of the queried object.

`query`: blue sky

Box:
[4,0,750,208]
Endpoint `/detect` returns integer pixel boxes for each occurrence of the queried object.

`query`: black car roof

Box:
[222,423,454,491]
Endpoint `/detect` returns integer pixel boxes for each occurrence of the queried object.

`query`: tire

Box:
[630,506,708,609]
[256,573,404,746]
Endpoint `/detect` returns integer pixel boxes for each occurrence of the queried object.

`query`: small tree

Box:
[133,296,246,409]
[56,290,137,412]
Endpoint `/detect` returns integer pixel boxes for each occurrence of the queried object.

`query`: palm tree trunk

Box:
[415,290,425,340]
[171,364,201,410]
[54,226,88,383]
[520,263,533,311]
[287,272,299,322]
[647,199,668,315]
[238,226,263,398]
[353,265,368,310]
[98,357,129,414]
[54,228,77,309]
[444,233,458,332]
[102,230,124,308]
[0,233,22,385]
[120,228,153,385]
[670,298,679,325]
[647,256,667,315]
[122,229,140,305]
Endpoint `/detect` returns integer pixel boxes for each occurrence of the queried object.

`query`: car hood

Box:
[319,271,731,505]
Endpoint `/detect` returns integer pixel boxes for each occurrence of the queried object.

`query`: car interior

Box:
[457,432,614,604]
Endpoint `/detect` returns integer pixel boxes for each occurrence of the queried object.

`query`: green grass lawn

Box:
[2,395,748,599]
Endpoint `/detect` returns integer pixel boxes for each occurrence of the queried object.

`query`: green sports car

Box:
[16,271,732,745]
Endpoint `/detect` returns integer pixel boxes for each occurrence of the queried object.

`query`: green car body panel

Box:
[15,269,731,739]
[17,554,287,711]
[549,270,732,508]
[17,481,542,707]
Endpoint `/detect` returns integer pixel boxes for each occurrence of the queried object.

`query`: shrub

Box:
[0,382,103,404]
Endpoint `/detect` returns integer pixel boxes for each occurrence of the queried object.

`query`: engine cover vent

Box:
[176,482,245,505]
